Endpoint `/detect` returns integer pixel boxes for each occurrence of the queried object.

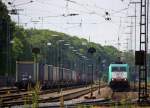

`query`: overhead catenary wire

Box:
[5,0,140,51]
[14,0,34,7]
[6,0,135,20]
[36,0,104,18]
[8,0,133,24]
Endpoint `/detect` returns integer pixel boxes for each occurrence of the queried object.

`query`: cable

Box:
[12,0,16,4]
[14,0,34,7]
[27,0,105,19]
[147,0,149,50]
[37,0,99,17]
[8,0,137,37]
[64,0,106,18]
[111,7,129,15]
[36,0,65,9]
[17,0,131,21]
[64,0,95,12]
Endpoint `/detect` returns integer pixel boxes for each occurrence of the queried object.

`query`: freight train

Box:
[108,62,130,91]
[15,61,91,90]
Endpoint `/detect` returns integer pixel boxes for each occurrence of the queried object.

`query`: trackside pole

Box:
[60,89,64,108]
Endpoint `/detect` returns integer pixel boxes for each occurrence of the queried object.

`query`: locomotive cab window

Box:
[112,67,126,72]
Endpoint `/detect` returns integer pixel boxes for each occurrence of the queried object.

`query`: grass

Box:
[32,82,40,108]
[24,81,41,108]
[77,104,94,108]
[60,89,64,108]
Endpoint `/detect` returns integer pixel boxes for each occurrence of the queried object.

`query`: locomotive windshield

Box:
[112,67,126,72]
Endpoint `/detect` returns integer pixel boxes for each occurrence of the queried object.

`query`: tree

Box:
[0,1,15,75]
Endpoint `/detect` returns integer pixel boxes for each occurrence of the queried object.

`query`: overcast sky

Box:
[3,0,143,51]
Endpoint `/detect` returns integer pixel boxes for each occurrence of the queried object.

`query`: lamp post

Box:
[81,55,87,83]
[47,42,52,65]
[6,40,14,86]
[76,52,83,81]
[10,40,14,75]
[84,57,89,85]
[76,52,87,84]
[72,49,77,81]
[64,43,71,80]
[70,46,76,81]
[58,40,64,80]
[51,34,59,66]
[32,48,40,82]
[97,56,101,95]
[57,40,64,91]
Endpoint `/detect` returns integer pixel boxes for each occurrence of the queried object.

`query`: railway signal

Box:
[105,11,111,21]
[88,47,96,98]
[88,47,96,54]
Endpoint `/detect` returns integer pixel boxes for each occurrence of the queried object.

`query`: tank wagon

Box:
[15,61,90,89]
[108,63,130,91]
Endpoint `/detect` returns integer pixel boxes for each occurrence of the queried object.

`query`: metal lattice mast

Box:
[138,0,148,102]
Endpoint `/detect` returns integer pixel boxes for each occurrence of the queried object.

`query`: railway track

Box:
[2,85,144,107]
[3,85,148,108]
[0,87,19,95]
[33,86,139,108]
[0,85,105,107]
[0,85,89,102]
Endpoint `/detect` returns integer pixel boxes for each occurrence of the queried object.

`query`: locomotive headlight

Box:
[124,78,127,81]
[112,78,114,81]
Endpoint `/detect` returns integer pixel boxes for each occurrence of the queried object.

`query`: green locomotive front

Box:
[108,63,130,91]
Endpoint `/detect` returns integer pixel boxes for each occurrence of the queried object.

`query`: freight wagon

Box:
[15,61,90,89]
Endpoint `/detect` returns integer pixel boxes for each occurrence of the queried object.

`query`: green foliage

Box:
[12,27,33,61]
[0,1,11,20]
[10,28,133,77]
[0,1,15,75]
[123,51,134,66]
[12,37,24,59]
[31,82,40,108]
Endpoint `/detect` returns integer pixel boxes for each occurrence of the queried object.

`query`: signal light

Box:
[135,51,145,65]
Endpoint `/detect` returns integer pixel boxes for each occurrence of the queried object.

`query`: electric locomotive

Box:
[108,62,130,91]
